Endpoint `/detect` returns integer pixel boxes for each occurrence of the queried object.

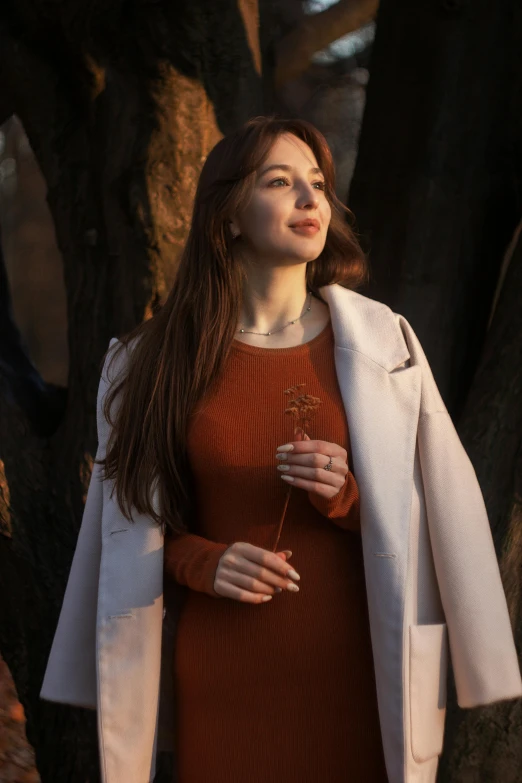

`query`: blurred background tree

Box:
[0,0,521,781]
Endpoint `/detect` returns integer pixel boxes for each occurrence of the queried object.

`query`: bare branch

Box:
[274,0,379,89]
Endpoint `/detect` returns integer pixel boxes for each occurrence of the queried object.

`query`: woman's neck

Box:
[234,295,330,348]
[238,283,311,335]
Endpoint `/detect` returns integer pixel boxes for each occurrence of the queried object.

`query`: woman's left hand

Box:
[275,430,349,499]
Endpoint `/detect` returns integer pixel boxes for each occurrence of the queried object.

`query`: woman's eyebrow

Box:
[258,163,324,178]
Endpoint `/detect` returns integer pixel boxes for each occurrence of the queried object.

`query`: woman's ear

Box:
[229,220,240,239]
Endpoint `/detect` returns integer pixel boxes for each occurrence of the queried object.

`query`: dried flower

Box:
[272,383,323,551]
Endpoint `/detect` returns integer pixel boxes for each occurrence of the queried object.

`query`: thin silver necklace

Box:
[237,290,313,336]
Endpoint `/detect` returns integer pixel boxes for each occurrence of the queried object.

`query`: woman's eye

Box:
[268,178,326,190]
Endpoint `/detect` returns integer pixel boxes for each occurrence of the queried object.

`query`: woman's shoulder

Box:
[328,285,408,365]
[327,283,400,327]
[102,334,143,384]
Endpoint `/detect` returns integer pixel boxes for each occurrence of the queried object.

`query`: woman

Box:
[40,116,522,783]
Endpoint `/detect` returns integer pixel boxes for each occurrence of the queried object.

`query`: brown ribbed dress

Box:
[163,319,389,783]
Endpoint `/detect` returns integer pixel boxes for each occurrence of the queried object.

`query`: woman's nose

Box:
[296,187,320,208]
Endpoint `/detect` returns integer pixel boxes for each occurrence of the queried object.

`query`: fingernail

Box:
[276,444,294,452]
[262,595,272,602]
[281,475,294,482]
[287,569,300,581]
[282,550,292,557]
[275,587,282,593]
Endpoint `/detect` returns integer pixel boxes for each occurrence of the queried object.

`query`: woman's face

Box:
[231,133,332,266]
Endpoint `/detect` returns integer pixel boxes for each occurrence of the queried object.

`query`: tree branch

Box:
[274,0,379,89]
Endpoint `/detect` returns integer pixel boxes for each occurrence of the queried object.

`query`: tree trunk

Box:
[348,1,522,780]
[0,2,262,780]
[437,221,522,781]
[348,0,522,418]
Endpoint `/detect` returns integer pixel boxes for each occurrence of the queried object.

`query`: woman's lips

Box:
[290,225,320,235]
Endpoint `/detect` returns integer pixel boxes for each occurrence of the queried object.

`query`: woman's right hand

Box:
[213,542,300,603]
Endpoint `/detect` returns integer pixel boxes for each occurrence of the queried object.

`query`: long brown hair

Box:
[98,115,369,536]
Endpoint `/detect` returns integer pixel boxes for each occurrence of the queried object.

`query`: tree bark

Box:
[0,2,262,780]
[348,0,522,418]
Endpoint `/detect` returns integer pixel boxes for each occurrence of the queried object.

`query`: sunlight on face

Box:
[233,133,332,266]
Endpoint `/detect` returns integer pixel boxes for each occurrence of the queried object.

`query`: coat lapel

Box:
[321,285,422,781]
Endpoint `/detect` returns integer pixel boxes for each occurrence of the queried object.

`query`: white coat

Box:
[40,283,522,783]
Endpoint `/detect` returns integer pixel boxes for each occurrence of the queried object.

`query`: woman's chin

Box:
[275,241,326,263]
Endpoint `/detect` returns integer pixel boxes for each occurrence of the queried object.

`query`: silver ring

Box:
[324,456,333,471]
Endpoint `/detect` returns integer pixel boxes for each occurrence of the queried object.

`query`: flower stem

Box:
[271,422,306,552]
[272,484,292,552]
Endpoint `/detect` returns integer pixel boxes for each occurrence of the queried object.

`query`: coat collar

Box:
[319,284,410,372]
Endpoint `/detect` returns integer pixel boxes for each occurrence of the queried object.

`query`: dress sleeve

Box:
[307,469,361,532]
[164,531,230,598]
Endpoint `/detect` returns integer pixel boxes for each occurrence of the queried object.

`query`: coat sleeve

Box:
[397,314,522,708]
[40,338,120,708]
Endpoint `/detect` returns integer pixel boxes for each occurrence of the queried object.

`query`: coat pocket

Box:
[409,623,448,763]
